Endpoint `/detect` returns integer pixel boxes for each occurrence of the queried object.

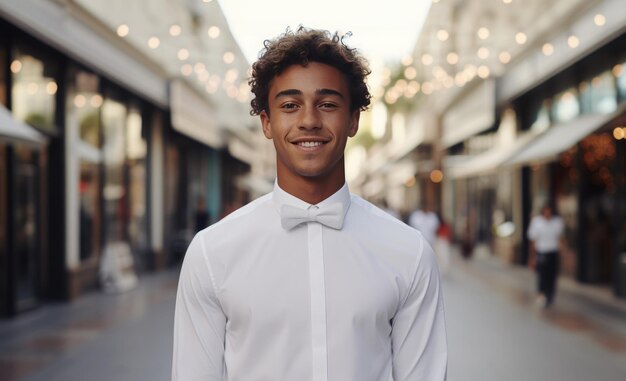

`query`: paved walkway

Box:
[0,270,179,381]
[0,253,625,380]
[445,251,626,381]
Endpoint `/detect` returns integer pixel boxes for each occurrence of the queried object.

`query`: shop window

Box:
[579,132,616,283]
[126,105,148,262]
[102,94,128,244]
[67,67,102,261]
[556,146,579,277]
[580,71,617,115]
[530,164,550,215]
[615,62,626,103]
[530,100,551,133]
[552,88,580,123]
[0,145,6,293]
[13,145,40,309]
[0,45,7,106]
[11,46,58,132]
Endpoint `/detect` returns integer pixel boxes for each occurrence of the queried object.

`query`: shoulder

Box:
[198,193,275,240]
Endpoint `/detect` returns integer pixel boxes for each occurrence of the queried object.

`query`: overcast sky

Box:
[217,0,431,67]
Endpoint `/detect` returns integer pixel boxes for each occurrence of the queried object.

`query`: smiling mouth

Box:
[296,141,325,148]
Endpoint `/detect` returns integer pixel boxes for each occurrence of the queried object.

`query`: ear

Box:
[348,110,360,138]
[260,110,272,139]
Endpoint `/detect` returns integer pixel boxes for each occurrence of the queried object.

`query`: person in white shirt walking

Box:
[172,27,447,381]
[527,202,565,308]
[408,205,440,247]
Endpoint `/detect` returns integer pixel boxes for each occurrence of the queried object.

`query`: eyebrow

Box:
[274,88,345,100]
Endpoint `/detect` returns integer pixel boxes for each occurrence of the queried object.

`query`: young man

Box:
[172,28,447,380]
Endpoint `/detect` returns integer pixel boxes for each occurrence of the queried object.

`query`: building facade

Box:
[359,0,626,298]
[0,0,261,317]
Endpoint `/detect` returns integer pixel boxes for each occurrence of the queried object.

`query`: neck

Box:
[277,168,346,205]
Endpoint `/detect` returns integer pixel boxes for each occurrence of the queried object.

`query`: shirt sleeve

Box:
[172,233,226,381]
[391,237,448,380]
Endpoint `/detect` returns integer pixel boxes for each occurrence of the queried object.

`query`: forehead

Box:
[269,62,350,96]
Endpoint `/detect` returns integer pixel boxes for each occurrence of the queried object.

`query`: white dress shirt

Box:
[527,215,564,253]
[172,183,447,381]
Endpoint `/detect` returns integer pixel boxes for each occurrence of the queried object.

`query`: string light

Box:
[90,95,103,108]
[117,24,129,37]
[169,25,182,37]
[421,54,433,66]
[567,35,580,48]
[515,32,527,44]
[499,51,511,64]
[477,27,490,40]
[10,60,22,73]
[181,64,193,76]
[437,29,449,41]
[430,170,444,183]
[594,14,606,26]
[446,52,459,65]
[194,62,206,74]
[208,26,220,39]
[223,51,235,64]
[542,43,554,56]
[422,81,434,94]
[46,81,58,95]
[74,94,86,108]
[404,67,417,79]
[148,37,160,49]
[477,65,490,78]
[177,48,189,61]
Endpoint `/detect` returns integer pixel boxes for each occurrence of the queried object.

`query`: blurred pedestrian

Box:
[527,202,564,308]
[172,27,447,380]
[194,196,209,232]
[409,204,440,247]
[434,214,452,276]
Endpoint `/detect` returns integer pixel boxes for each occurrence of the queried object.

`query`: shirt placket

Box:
[307,205,328,381]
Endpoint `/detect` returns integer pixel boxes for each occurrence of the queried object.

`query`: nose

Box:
[299,106,321,130]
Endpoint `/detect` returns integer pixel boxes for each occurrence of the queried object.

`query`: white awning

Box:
[442,80,495,148]
[447,131,538,179]
[0,104,47,144]
[0,0,168,107]
[505,111,620,167]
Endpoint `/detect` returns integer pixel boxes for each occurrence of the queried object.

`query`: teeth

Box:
[298,141,323,147]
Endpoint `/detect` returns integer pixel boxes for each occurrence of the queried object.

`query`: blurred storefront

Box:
[362,0,626,298]
[0,0,259,317]
[446,0,626,296]
[502,32,626,294]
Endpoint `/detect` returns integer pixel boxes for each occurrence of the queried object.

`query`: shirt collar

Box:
[272,181,351,219]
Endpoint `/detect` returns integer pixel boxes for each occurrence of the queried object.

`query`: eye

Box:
[319,102,338,109]
[280,102,299,111]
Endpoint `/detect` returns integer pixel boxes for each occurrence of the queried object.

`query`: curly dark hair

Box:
[248,27,371,116]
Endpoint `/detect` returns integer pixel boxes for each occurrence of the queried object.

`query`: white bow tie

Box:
[280,203,345,230]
